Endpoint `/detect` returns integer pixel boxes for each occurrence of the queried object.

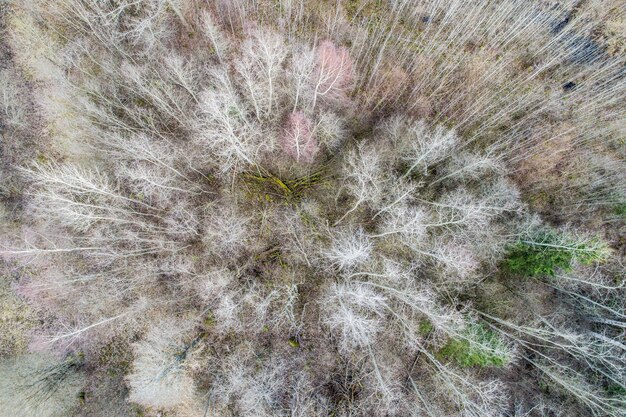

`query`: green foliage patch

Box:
[505,230,610,277]
[418,320,434,336]
[437,324,508,368]
[613,202,626,218]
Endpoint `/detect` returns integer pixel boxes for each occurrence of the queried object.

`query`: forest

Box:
[0,0,624,416]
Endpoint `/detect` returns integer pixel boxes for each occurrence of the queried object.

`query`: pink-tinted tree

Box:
[280,111,319,163]
[311,40,354,110]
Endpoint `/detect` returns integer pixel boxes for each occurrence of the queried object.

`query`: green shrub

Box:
[437,324,509,368]
[613,202,626,218]
[505,230,610,277]
[418,320,434,336]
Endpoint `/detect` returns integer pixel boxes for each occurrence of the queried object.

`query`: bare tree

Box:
[195,69,265,172]
[203,200,257,258]
[208,346,290,416]
[321,227,373,271]
[384,118,458,180]
[0,353,84,417]
[280,111,319,163]
[321,281,386,353]
[314,111,346,151]
[201,10,229,62]
[310,40,354,110]
[0,70,26,129]
[334,143,385,225]
[235,28,287,121]
[126,319,197,409]
[288,43,315,112]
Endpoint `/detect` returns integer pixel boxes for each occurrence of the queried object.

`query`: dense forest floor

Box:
[0,1,624,416]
